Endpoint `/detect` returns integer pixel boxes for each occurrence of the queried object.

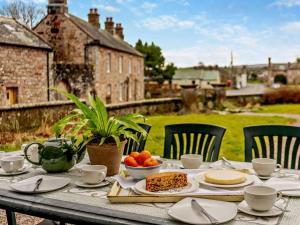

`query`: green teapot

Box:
[24,138,86,173]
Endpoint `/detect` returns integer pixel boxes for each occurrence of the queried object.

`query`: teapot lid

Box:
[44,138,72,147]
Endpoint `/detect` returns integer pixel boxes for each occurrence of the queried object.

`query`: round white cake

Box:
[204,170,246,185]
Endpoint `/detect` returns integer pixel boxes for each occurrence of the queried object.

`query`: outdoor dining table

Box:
[0,157,300,225]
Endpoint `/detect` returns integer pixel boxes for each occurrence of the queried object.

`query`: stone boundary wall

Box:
[0,98,183,132]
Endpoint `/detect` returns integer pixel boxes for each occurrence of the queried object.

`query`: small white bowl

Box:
[125,160,162,180]
[181,154,203,169]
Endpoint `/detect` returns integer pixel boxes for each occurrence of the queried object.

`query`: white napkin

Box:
[209,160,252,170]
[265,177,300,191]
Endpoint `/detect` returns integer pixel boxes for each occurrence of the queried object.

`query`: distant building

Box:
[173,67,221,88]
[268,58,300,84]
[0,16,52,106]
[34,0,144,103]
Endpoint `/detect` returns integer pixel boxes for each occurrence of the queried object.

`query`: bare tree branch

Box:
[0,0,46,28]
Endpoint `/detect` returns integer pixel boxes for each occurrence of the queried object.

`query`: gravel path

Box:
[0,210,43,225]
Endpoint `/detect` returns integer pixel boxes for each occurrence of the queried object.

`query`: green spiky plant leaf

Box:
[52,89,147,149]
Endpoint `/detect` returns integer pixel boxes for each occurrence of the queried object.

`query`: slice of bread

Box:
[146,172,187,192]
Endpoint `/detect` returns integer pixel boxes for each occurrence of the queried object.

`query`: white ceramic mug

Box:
[252,158,281,177]
[81,165,107,184]
[0,156,24,173]
[181,154,203,169]
[244,185,281,211]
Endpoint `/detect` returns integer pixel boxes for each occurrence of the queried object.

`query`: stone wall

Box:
[0,45,52,106]
[0,98,182,132]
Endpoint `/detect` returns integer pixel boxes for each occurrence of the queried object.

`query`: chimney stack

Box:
[115,23,124,40]
[105,17,114,35]
[48,0,68,14]
[268,57,272,67]
[88,8,100,29]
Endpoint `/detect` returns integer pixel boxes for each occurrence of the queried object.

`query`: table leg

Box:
[6,210,16,225]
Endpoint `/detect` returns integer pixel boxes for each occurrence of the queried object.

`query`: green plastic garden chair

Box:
[244,125,300,169]
[163,123,226,162]
[123,123,152,155]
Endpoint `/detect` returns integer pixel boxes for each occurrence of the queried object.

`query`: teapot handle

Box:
[24,143,43,166]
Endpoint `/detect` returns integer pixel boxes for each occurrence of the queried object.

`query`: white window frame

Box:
[129,59,132,74]
[118,56,123,74]
[106,53,111,74]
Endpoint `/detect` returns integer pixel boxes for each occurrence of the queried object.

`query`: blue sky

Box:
[2,0,300,67]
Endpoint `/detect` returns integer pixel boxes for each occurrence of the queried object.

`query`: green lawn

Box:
[258,104,300,114]
[144,114,295,161]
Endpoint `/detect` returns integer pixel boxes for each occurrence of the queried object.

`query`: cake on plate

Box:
[204,169,246,185]
[146,172,187,192]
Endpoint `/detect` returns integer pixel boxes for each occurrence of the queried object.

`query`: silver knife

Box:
[222,157,236,169]
[33,178,43,192]
[191,199,219,224]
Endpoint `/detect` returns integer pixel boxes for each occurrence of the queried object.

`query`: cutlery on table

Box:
[221,157,236,169]
[33,177,43,192]
[191,199,219,224]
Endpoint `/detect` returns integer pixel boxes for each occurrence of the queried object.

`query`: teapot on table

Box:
[24,138,86,173]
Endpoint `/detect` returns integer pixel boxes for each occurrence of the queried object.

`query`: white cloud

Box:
[97,4,120,13]
[141,2,157,12]
[272,0,300,7]
[2,0,46,3]
[280,21,300,32]
[140,15,195,31]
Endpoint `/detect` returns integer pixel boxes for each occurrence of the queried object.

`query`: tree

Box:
[135,39,176,85]
[0,0,46,28]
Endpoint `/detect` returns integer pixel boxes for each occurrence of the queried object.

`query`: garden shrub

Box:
[263,87,300,104]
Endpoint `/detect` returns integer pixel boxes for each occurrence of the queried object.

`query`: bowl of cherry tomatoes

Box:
[124,150,162,179]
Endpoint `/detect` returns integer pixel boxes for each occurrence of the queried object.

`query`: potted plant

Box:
[53,91,147,176]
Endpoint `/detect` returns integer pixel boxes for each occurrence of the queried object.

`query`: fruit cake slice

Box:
[146,172,188,192]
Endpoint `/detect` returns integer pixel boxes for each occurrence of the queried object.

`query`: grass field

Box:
[144,114,295,161]
[258,104,300,114]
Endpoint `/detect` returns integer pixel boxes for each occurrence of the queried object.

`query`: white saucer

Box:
[238,200,284,217]
[75,180,111,188]
[0,165,31,176]
[195,172,255,188]
[168,197,237,224]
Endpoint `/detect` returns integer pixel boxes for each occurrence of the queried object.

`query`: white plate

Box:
[10,175,71,193]
[238,200,284,217]
[75,180,110,188]
[168,197,237,225]
[134,179,198,196]
[0,165,31,176]
[195,172,254,188]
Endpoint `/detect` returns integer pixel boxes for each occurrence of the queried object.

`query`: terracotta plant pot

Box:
[86,141,126,176]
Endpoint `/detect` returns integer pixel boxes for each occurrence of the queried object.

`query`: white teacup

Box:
[252,158,281,177]
[244,185,280,211]
[181,154,203,169]
[81,165,107,184]
[0,156,24,173]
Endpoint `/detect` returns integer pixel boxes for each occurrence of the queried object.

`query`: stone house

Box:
[0,16,52,106]
[34,0,144,103]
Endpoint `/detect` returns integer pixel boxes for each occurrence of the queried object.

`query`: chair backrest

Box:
[244,125,300,169]
[123,123,152,155]
[163,123,226,162]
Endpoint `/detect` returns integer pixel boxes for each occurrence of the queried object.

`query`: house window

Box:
[137,61,141,75]
[6,87,18,105]
[118,56,123,74]
[129,59,132,74]
[106,53,111,73]
[106,84,112,104]
[119,82,123,101]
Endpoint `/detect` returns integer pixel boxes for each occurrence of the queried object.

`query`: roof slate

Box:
[69,14,143,57]
[0,16,51,50]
